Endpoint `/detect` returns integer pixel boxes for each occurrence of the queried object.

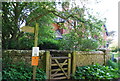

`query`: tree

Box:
[2,2,30,49]
[2,2,56,49]
[54,2,106,51]
[2,2,105,50]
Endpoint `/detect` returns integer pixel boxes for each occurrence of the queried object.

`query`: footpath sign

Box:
[32,47,39,56]
[31,47,39,66]
[20,26,34,33]
[21,23,39,81]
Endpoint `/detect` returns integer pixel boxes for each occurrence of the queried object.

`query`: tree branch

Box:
[27,10,55,24]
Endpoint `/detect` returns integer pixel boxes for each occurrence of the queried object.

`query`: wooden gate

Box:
[45,51,72,79]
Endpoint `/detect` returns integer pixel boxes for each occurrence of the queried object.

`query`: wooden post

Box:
[72,51,76,75]
[33,23,39,81]
[34,23,39,47]
[49,54,52,79]
[103,53,106,65]
[46,51,50,79]
[68,53,71,79]
[103,49,109,65]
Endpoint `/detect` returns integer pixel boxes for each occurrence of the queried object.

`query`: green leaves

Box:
[58,7,105,51]
[2,62,46,80]
[2,2,56,50]
[60,34,99,51]
[73,64,120,80]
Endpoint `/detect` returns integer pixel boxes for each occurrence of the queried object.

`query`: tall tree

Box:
[2,2,56,49]
[2,2,30,49]
[53,2,106,51]
[2,2,105,50]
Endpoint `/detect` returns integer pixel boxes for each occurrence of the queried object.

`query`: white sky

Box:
[74,0,119,45]
[75,0,119,32]
[89,0,119,32]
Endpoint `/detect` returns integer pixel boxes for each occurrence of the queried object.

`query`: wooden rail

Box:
[51,68,68,72]
[51,57,71,59]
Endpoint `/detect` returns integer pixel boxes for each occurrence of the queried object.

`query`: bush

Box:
[38,38,60,50]
[111,47,120,52]
[73,64,120,80]
[2,54,46,80]
[59,34,99,51]
[106,60,118,69]
[2,62,46,81]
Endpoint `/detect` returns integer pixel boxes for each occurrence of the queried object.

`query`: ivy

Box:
[73,64,120,80]
[2,62,46,80]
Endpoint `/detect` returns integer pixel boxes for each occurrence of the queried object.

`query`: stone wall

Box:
[2,49,110,68]
[76,51,105,66]
[2,50,45,67]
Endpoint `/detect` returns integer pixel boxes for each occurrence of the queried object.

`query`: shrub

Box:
[73,64,120,80]
[38,38,60,50]
[60,35,99,51]
[106,60,118,69]
[111,47,120,52]
[2,54,46,80]
[2,62,46,81]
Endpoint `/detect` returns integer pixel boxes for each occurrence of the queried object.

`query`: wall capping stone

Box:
[76,51,104,55]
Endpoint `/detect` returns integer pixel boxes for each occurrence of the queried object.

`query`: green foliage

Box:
[59,7,105,51]
[2,2,29,49]
[111,48,120,52]
[18,33,34,50]
[3,33,34,50]
[73,64,120,80]
[2,54,46,80]
[2,2,56,50]
[2,62,46,80]
[60,34,99,51]
[2,2,105,51]
[106,60,118,69]
[4,32,60,50]
[39,38,60,50]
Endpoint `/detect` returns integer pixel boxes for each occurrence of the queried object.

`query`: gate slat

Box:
[52,59,68,75]
[51,63,68,66]
[51,68,68,72]
[53,76,67,79]
[51,73,66,77]
[54,59,68,78]
[51,57,71,59]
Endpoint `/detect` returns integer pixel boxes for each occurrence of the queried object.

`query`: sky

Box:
[88,0,118,32]
[75,0,119,32]
[90,0,119,46]
[74,0,119,46]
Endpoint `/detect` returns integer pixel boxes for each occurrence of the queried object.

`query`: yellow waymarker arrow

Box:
[20,26,34,33]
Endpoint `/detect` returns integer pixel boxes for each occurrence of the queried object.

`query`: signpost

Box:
[20,26,34,33]
[21,23,39,81]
